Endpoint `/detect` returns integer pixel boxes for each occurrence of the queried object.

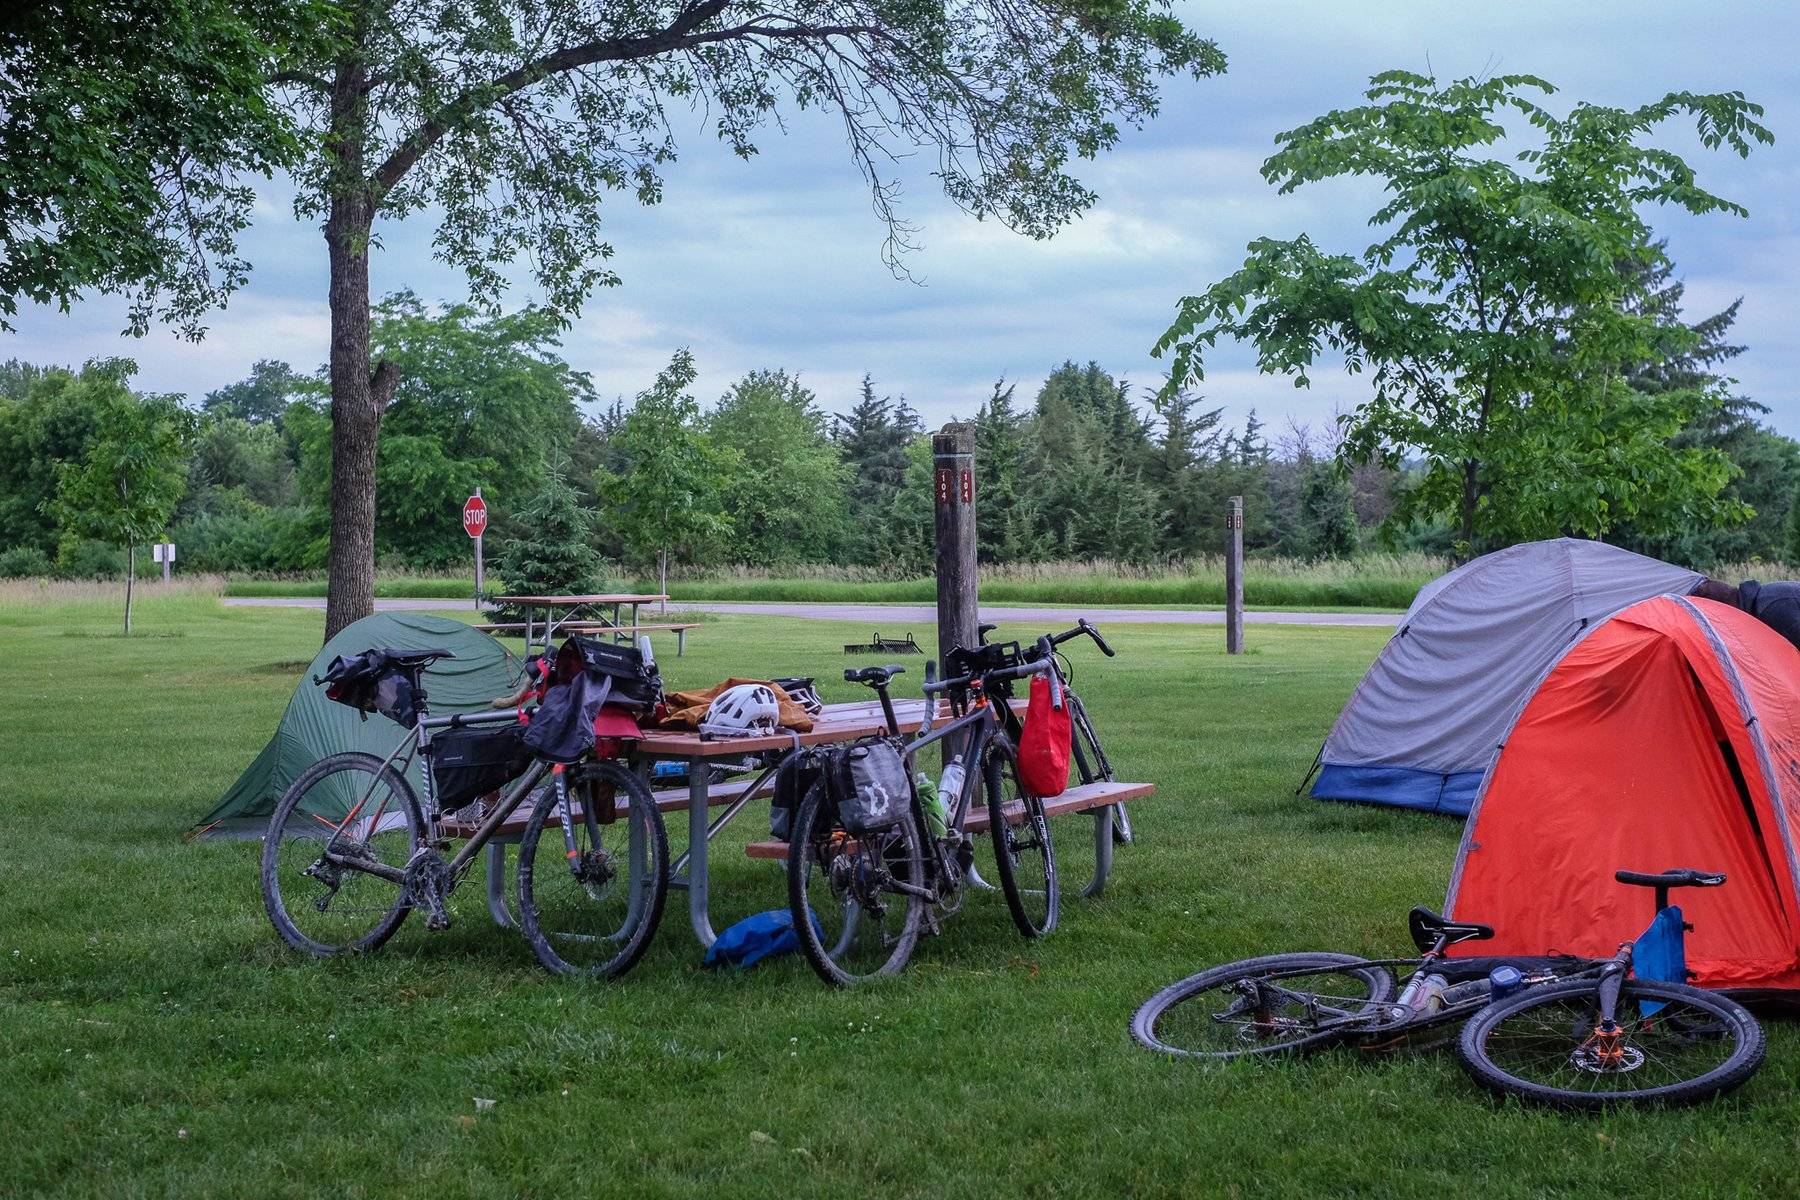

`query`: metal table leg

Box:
[685,761,717,948]
[486,841,516,928]
[1082,804,1114,898]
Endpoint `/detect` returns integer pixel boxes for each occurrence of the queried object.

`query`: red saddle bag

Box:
[1017,671,1072,798]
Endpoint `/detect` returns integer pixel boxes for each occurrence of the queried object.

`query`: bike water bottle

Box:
[938,755,966,812]
[1411,973,1449,1014]
[916,772,947,838]
[1438,977,1492,1008]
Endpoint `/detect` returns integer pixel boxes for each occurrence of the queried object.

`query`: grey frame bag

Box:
[827,738,913,835]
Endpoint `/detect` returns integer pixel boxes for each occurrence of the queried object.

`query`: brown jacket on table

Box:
[659,678,816,733]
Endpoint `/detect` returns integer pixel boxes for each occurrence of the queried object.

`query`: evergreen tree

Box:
[834,375,922,564]
[974,379,1035,562]
[1146,385,1226,558]
[494,467,608,606]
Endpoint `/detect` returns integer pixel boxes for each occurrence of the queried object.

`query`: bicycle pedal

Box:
[425,906,452,931]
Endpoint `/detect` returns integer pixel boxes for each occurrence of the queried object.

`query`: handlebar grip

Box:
[988,658,1053,683]
[1082,618,1116,657]
[924,672,974,694]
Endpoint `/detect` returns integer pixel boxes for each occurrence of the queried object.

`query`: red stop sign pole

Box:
[463,492,488,606]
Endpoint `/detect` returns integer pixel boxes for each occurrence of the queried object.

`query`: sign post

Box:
[151,542,176,582]
[462,491,488,608]
[1225,496,1244,654]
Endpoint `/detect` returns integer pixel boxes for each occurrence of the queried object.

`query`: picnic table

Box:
[482,593,698,656]
[447,696,1152,949]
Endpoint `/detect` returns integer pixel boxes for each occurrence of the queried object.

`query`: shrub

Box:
[0,546,54,578]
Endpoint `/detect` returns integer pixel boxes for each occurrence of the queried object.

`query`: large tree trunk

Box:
[321,55,395,643]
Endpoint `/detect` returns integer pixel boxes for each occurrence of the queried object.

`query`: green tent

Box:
[193,612,524,838]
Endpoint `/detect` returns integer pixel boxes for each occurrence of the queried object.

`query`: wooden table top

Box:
[635,696,1024,759]
[490,593,669,606]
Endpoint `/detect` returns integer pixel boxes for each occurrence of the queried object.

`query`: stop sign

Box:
[462,494,488,539]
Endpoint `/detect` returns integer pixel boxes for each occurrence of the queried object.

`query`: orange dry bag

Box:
[1017,671,1072,797]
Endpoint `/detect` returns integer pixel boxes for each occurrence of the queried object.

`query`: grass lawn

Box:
[2,587,1795,1198]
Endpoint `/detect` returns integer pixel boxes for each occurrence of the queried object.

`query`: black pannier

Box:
[319,648,423,727]
[826,738,913,835]
[771,746,828,840]
[552,636,661,711]
[431,723,534,811]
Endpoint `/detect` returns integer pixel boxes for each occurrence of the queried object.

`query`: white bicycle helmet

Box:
[699,683,782,740]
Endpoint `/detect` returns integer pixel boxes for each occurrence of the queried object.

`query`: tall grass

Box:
[643,554,1445,609]
[211,557,1440,608]
[0,576,228,632]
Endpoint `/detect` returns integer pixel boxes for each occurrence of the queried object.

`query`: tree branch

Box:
[370,3,887,198]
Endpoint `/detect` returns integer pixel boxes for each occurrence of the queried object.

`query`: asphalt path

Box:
[224,596,1400,627]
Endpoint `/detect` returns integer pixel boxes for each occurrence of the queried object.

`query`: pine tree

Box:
[835,375,922,564]
[974,379,1035,562]
[494,468,607,606]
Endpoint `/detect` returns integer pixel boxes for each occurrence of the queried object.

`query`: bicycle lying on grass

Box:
[260,642,669,979]
[1131,868,1765,1109]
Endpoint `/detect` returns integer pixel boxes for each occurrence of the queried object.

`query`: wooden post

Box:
[1225,496,1244,654]
[932,421,979,671]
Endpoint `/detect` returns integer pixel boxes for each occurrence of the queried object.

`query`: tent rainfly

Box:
[1308,539,1702,816]
[192,612,522,838]
[1446,595,1800,993]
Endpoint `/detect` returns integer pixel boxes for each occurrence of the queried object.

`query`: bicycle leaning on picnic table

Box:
[784,634,1065,986]
[1130,867,1765,1109]
[258,642,670,979]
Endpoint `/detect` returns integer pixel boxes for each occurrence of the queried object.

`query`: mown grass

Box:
[218,555,1439,609]
[3,588,1796,1198]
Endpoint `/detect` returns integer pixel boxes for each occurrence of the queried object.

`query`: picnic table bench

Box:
[447,696,1152,948]
[471,619,700,656]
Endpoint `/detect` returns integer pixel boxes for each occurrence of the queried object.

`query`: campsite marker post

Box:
[933,422,978,767]
[1226,496,1244,654]
[463,491,488,608]
[151,542,176,582]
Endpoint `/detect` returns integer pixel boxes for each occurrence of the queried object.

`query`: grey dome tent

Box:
[1307,539,1702,816]
[192,612,524,838]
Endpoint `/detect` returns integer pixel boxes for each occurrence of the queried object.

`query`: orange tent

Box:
[1445,595,1800,992]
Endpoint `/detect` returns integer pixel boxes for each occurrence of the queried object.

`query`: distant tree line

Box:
[1,277,1793,587]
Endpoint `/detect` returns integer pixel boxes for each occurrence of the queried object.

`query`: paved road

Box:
[224,596,1400,627]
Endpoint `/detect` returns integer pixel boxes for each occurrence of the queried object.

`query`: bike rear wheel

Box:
[260,751,425,956]
[516,761,669,979]
[1456,977,1765,1109]
[1132,952,1398,1060]
[787,782,925,986]
[985,738,1058,937]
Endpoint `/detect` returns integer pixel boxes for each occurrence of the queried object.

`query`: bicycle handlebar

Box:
[1048,618,1114,657]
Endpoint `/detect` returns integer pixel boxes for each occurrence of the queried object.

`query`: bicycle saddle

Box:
[845,664,906,687]
[1408,907,1495,953]
[384,648,456,667]
[1615,868,1726,889]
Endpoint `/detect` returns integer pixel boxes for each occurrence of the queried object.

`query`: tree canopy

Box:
[1155,70,1773,554]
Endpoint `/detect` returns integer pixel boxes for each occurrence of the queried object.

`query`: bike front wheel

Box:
[1456,977,1765,1109]
[260,751,426,956]
[787,782,926,987]
[984,738,1058,937]
[516,761,669,979]
[1132,952,1398,1060]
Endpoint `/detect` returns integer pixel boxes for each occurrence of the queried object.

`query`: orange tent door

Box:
[1448,601,1798,989]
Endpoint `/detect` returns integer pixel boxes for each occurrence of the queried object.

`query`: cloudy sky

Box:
[4,1,1795,436]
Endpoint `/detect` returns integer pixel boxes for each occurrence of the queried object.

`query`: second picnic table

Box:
[482,593,699,657]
